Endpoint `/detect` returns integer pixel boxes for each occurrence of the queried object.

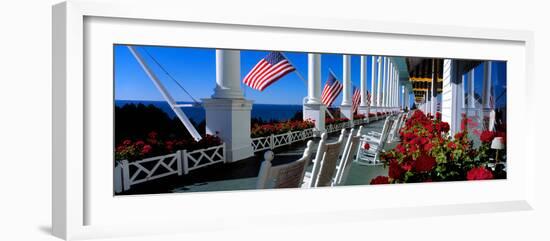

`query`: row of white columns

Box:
[369,56,403,113]
[206,50,409,162]
[305,54,405,120]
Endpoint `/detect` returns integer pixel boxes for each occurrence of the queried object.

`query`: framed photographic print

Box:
[52,0,535,240]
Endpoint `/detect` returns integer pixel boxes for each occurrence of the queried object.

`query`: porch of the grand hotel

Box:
[115,48,504,194]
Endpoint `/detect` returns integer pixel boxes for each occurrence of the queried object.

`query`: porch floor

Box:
[120,117,395,195]
[171,118,394,193]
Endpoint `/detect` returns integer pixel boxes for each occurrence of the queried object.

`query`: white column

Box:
[307,54,321,104]
[388,61,393,109]
[387,59,392,109]
[425,89,431,114]
[468,70,476,109]
[203,49,253,162]
[482,61,493,131]
[359,56,369,116]
[359,56,368,107]
[384,58,390,110]
[212,50,244,99]
[391,65,396,109]
[371,56,378,114]
[399,85,406,109]
[482,61,492,109]
[431,60,437,115]
[396,70,400,108]
[341,55,352,106]
[390,67,393,109]
[442,59,463,135]
[386,59,394,110]
[382,57,387,110]
[303,53,325,133]
[376,57,383,109]
[396,70,400,109]
[340,55,353,120]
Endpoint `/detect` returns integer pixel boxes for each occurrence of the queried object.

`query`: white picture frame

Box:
[52,0,535,240]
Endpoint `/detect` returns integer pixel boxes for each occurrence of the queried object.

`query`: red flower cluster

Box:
[368,113,376,117]
[251,119,315,138]
[413,154,436,172]
[325,117,350,125]
[479,130,495,143]
[353,113,366,120]
[371,110,505,184]
[466,167,494,180]
[115,131,222,161]
[370,176,390,185]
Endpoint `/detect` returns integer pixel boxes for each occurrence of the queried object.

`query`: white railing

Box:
[183,143,226,174]
[251,128,315,152]
[325,122,349,133]
[114,143,226,193]
[353,118,367,126]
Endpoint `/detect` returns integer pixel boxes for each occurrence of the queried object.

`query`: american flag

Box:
[321,72,342,107]
[242,51,296,91]
[352,86,361,113]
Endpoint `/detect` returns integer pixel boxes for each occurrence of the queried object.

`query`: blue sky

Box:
[114,45,376,105]
[114,45,505,106]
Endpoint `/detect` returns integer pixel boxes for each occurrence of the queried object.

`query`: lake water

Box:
[115,100,303,123]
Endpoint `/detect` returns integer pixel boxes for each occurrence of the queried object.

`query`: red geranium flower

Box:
[141,144,152,155]
[435,112,442,120]
[409,144,418,152]
[122,139,132,146]
[447,142,457,149]
[480,130,495,143]
[466,167,494,180]
[363,143,370,150]
[370,176,390,185]
[413,153,436,172]
[388,160,405,180]
[395,143,406,154]
[148,131,158,140]
[423,142,433,152]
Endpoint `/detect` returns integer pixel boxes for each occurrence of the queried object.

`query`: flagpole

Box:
[328,68,339,80]
[280,52,332,119]
[280,52,308,87]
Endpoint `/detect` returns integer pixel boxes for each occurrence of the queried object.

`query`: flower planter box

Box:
[114,143,226,193]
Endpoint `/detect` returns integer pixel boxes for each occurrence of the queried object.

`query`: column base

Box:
[303,102,326,135]
[339,104,354,124]
[358,105,370,123]
[203,98,254,162]
[370,106,378,121]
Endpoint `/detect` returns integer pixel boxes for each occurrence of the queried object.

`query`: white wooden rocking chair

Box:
[256,140,314,189]
[355,116,395,166]
[333,126,363,186]
[303,129,346,188]
[388,112,406,142]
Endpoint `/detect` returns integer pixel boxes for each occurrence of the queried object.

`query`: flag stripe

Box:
[322,83,342,106]
[254,60,294,90]
[243,60,268,85]
[258,66,296,91]
[242,52,295,92]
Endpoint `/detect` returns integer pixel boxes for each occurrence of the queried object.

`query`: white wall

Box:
[1,0,549,240]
